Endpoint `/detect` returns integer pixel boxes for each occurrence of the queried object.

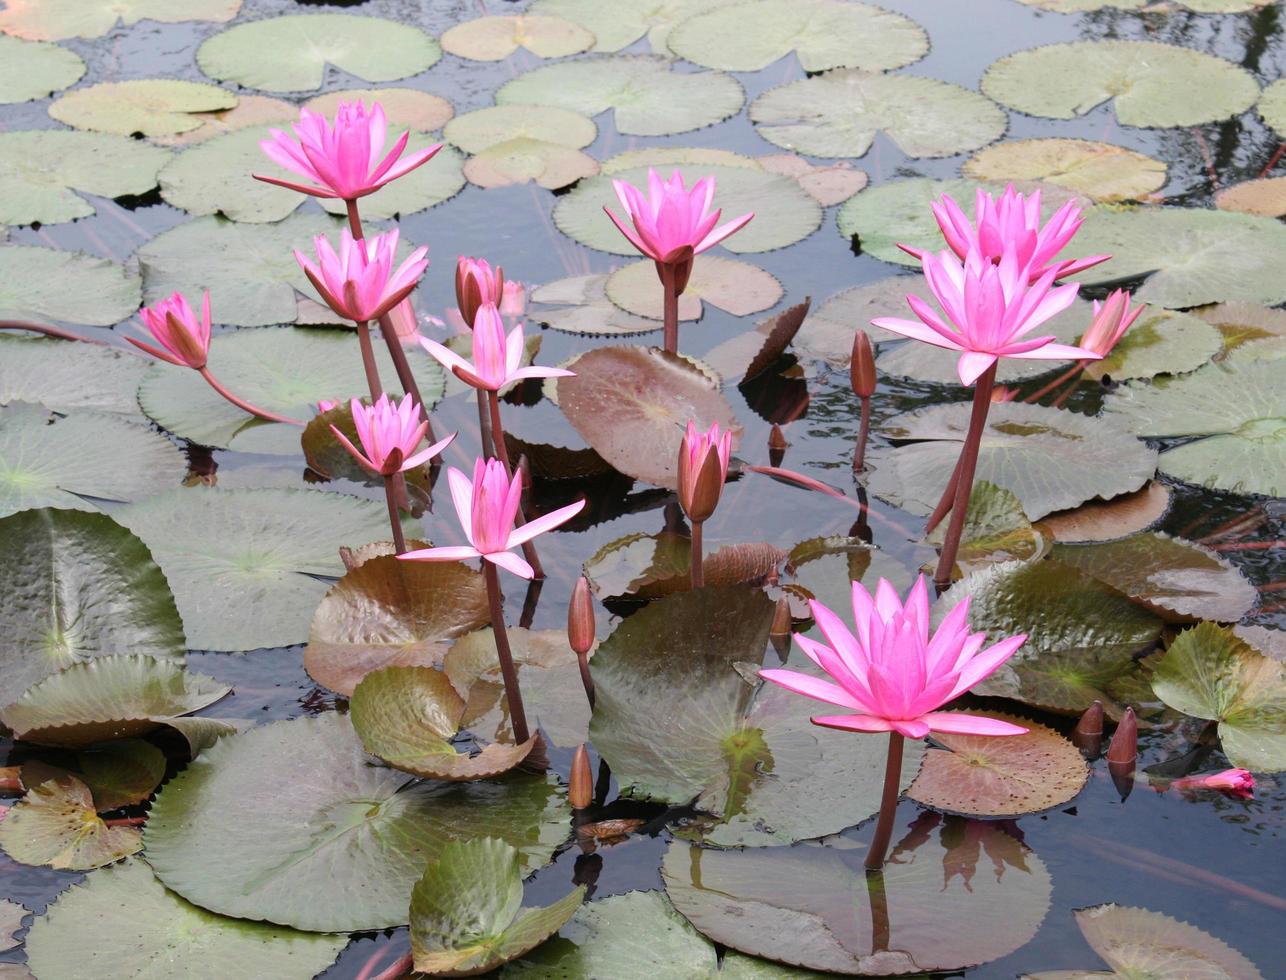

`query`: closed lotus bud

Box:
[768,425,788,451]
[1072,700,1104,758]
[769,595,793,658]
[850,329,876,399]
[568,576,595,657]
[455,256,504,330]
[677,421,732,524]
[569,744,593,810]
[1106,706,1137,764]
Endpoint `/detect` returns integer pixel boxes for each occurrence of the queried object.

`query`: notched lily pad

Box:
[0,337,149,416]
[0,0,241,41]
[530,275,658,336]
[963,138,1166,203]
[0,771,140,871]
[1040,482,1170,543]
[465,138,600,190]
[583,532,786,601]
[527,0,741,53]
[1082,307,1222,382]
[0,245,140,325]
[605,256,783,321]
[440,14,595,61]
[50,80,236,137]
[77,739,167,811]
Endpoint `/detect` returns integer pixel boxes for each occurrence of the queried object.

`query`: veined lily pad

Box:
[151,94,297,147]
[701,299,811,383]
[118,487,406,651]
[982,41,1259,127]
[667,0,927,73]
[928,482,1049,571]
[445,105,596,154]
[49,80,236,136]
[0,246,140,325]
[465,138,600,190]
[0,131,169,226]
[963,138,1166,203]
[440,14,594,61]
[0,0,241,41]
[495,55,744,137]
[23,859,348,980]
[0,771,141,870]
[0,509,185,707]
[305,87,453,131]
[0,35,84,104]
[197,14,441,93]
[0,403,184,519]
[1259,78,1286,136]
[605,256,783,321]
[1041,482,1170,544]
[1082,308,1222,382]
[557,345,741,490]
[0,337,148,416]
[750,70,1007,160]
[527,0,741,53]
[1151,622,1286,772]
[144,712,571,932]
[1215,177,1286,218]
[410,837,585,975]
[795,276,930,364]
[601,147,759,174]
[868,401,1157,521]
[787,537,916,617]
[530,275,658,336]
[77,739,167,810]
[756,154,869,207]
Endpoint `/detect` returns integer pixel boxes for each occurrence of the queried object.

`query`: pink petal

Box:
[923,712,1028,736]
[694,211,754,254]
[957,350,998,386]
[251,173,336,198]
[399,545,482,562]
[759,668,870,711]
[418,337,476,377]
[871,317,964,352]
[445,466,476,545]
[506,498,586,547]
[810,713,896,734]
[488,550,535,579]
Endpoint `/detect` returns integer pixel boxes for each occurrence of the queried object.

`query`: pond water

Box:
[0,0,1283,977]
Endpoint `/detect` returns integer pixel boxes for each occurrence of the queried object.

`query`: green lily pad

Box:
[445,105,596,154]
[0,337,147,416]
[1151,622,1286,772]
[0,403,184,519]
[0,0,241,41]
[0,130,169,226]
[750,70,1007,160]
[1215,176,1286,218]
[1070,207,1286,308]
[1259,78,1286,136]
[0,655,231,749]
[0,508,185,707]
[527,0,741,53]
[50,80,236,136]
[1052,532,1256,623]
[138,326,444,454]
[662,819,1052,974]
[556,162,817,256]
[982,41,1259,127]
[929,482,1049,572]
[605,256,783,321]
[465,138,600,190]
[794,275,931,364]
[667,0,927,73]
[0,35,84,104]
[411,837,585,975]
[1083,308,1223,382]
[118,487,405,651]
[23,859,347,980]
[530,275,658,337]
[868,401,1157,521]
[0,771,141,870]
[197,14,442,93]
[1102,358,1284,497]
[557,345,741,490]
[0,245,140,325]
[151,94,298,148]
[440,14,594,61]
[786,537,916,617]
[495,55,744,137]
[144,712,570,932]
[77,739,167,810]
[963,138,1166,203]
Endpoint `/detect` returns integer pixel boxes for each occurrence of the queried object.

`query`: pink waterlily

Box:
[1170,768,1255,799]
[418,303,572,392]
[255,100,441,200]
[400,458,585,579]
[678,420,732,524]
[901,185,1108,283]
[872,247,1102,385]
[456,257,504,329]
[604,168,753,269]
[329,394,454,477]
[1079,288,1144,358]
[295,228,428,324]
[130,291,212,369]
[760,576,1028,740]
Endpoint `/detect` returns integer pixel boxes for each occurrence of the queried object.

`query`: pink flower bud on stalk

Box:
[455,257,505,330]
[329,394,454,477]
[1079,288,1145,359]
[1106,706,1138,801]
[569,745,594,810]
[568,575,597,706]
[850,329,876,471]
[1170,768,1254,799]
[295,228,427,326]
[678,422,732,590]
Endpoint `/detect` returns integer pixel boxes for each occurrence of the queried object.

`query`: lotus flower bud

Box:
[568,576,595,657]
[1106,706,1137,764]
[677,421,732,524]
[1072,700,1104,758]
[1080,289,1144,359]
[569,744,593,810]
[850,329,876,399]
[500,279,527,318]
[769,595,793,658]
[455,256,504,330]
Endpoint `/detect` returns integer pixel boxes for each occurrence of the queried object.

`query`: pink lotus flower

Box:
[130,291,212,369]
[329,394,454,477]
[1170,768,1255,799]
[871,248,1102,385]
[255,100,441,200]
[400,458,585,578]
[901,186,1108,283]
[418,303,573,392]
[295,228,428,325]
[760,576,1028,740]
[678,420,732,523]
[1079,289,1144,358]
[456,257,504,329]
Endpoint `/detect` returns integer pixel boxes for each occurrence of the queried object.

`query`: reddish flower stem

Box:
[924,456,963,536]
[864,732,905,872]
[853,395,871,472]
[103,815,147,827]
[690,520,704,588]
[662,275,679,355]
[476,388,496,458]
[1260,140,1286,178]
[355,321,384,400]
[1,319,130,350]
[483,561,530,745]
[382,474,407,555]
[934,363,997,587]
[1210,540,1283,553]
[487,390,544,580]
[1191,127,1220,190]
[198,368,304,426]
[1023,361,1084,404]
[355,949,413,980]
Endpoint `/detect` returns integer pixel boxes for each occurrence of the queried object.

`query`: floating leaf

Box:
[530,275,658,336]
[119,487,403,651]
[0,337,147,416]
[702,299,811,383]
[410,837,585,975]
[197,14,441,93]
[0,900,24,951]
[0,403,184,520]
[150,94,297,147]
[465,139,600,190]
[0,0,241,41]
[1041,482,1170,543]
[0,509,185,707]
[1152,622,1286,772]
[601,147,759,174]
[868,402,1157,520]
[982,41,1259,127]
[305,87,453,131]
[667,0,926,73]
[1082,308,1222,382]
[755,154,868,207]
[908,712,1087,816]
[751,70,1007,160]
[496,55,744,137]
[583,533,785,602]
[606,256,783,321]
[440,14,594,61]
[787,537,916,617]
[0,772,140,870]
[527,0,741,53]
[1215,176,1286,218]
[963,138,1166,203]
[929,482,1048,571]
[662,819,1052,974]
[144,712,570,931]
[795,276,929,364]
[0,245,140,326]
[557,346,741,490]
[0,35,83,104]
[24,859,347,980]
[1019,0,1272,9]
[50,80,236,136]
[446,105,596,154]
[1258,78,1286,136]
[77,739,167,811]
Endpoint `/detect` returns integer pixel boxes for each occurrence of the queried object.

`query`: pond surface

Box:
[0,0,1283,977]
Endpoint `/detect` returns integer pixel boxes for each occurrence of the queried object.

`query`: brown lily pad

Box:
[1040,481,1171,543]
[1194,301,1286,350]
[702,299,811,383]
[756,153,869,206]
[1215,176,1286,218]
[963,138,1166,203]
[0,772,141,871]
[583,532,787,600]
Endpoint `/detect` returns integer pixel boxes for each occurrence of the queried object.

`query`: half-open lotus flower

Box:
[295,228,428,324]
[1170,768,1255,799]
[455,256,504,329]
[760,576,1028,739]
[677,420,732,524]
[400,458,585,579]
[901,185,1109,283]
[872,247,1102,385]
[1079,288,1144,358]
[329,394,454,477]
[255,99,441,200]
[130,291,212,369]
[418,303,573,392]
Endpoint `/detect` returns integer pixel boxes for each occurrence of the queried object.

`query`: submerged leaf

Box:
[0,772,140,870]
[530,275,658,337]
[77,739,168,811]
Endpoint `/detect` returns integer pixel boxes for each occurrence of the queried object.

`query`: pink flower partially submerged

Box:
[130,291,212,369]
[400,458,585,578]
[255,100,441,200]
[678,420,732,523]
[500,279,527,318]
[329,394,454,477]
[1170,768,1255,799]
[418,303,572,392]
[760,576,1028,740]
[872,248,1102,385]
[1079,288,1145,358]
[295,228,428,324]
